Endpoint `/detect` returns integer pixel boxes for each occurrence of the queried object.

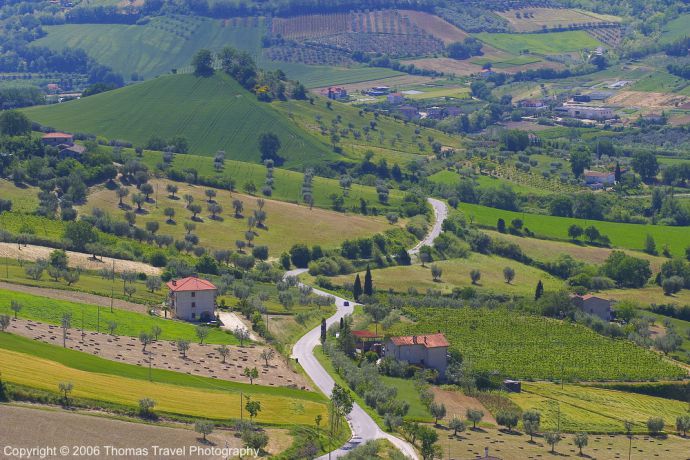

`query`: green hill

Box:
[23,73,336,166]
[33,16,265,79]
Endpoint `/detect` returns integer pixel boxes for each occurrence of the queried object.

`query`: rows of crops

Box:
[392,307,686,381]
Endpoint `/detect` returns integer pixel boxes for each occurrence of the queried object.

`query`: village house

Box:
[571,294,613,322]
[385,332,449,377]
[387,92,405,104]
[166,276,217,322]
[366,85,391,96]
[41,132,74,147]
[555,105,614,120]
[321,86,348,100]
[583,169,616,189]
[518,98,547,111]
[58,144,87,160]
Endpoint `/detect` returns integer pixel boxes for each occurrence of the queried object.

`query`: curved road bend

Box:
[289,198,448,459]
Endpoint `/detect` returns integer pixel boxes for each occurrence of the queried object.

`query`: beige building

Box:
[166,276,217,322]
[571,294,613,322]
[385,333,449,377]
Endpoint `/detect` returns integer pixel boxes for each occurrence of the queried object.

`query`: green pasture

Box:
[474,31,602,55]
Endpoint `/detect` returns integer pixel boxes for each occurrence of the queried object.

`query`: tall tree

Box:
[192,49,214,77]
[535,280,544,300]
[363,265,373,296]
[353,274,362,301]
[258,132,284,165]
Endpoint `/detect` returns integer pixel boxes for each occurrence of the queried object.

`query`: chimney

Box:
[172,280,176,286]
[412,335,417,344]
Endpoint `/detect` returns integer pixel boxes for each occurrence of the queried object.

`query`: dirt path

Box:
[218,311,259,341]
[6,319,309,390]
[0,242,160,275]
[0,404,292,459]
[0,281,149,314]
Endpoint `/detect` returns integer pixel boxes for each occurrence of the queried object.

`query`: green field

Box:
[474,31,602,55]
[326,252,562,296]
[270,63,403,89]
[631,70,689,93]
[23,73,332,167]
[0,180,38,212]
[511,382,690,433]
[0,332,326,424]
[0,289,238,344]
[460,202,690,257]
[391,307,686,381]
[138,150,407,211]
[661,14,690,44]
[33,16,265,79]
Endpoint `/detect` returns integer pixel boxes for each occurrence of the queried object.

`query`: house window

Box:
[192,313,196,319]
[192,302,196,308]
[191,292,196,297]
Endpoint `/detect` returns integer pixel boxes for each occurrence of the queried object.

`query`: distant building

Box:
[46,83,60,93]
[518,98,547,110]
[321,86,348,100]
[571,294,613,322]
[367,85,391,96]
[572,94,591,103]
[58,144,86,160]
[352,330,382,353]
[166,276,217,322]
[426,106,446,120]
[583,169,616,188]
[479,68,496,78]
[555,105,614,120]
[397,105,420,120]
[42,132,74,146]
[387,92,405,104]
[503,379,521,393]
[385,333,449,377]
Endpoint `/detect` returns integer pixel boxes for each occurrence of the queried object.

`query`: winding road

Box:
[290,198,448,459]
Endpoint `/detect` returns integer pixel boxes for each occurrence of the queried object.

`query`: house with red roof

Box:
[41,132,74,147]
[385,332,449,377]
[571,293,612,321]
[166,276,217,322]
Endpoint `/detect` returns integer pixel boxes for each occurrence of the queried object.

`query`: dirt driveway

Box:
[0,242,160,275]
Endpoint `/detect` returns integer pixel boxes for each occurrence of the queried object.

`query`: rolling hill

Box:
[23,73,335,166]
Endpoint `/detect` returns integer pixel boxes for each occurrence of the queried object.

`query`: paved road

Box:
[289,198,448,459]
[408,198,448,256]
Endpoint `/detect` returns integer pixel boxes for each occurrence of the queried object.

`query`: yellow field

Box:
[0,349,327,425]
[496,8,620,33]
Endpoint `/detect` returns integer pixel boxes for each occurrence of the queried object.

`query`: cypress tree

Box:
[364,265,373,296]
[353,274,362,301]
[535,280,544,300]
[614,161,622,182]
[320,318,327,344]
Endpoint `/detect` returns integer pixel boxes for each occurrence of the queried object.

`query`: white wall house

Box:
[166,276,217,322]
[385,333,449,377]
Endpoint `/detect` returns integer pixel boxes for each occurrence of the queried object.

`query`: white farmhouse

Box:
[166,276,217,322]
[385,333,449,377]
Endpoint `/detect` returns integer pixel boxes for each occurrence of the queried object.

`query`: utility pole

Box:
[97,304,100,333]
[240,391,243,421]
[110,258,115,313]
[148,352,152,382]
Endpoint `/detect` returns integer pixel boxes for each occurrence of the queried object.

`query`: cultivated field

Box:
[0,405,294,457]
[461,202,690,258]
[400,10,469,44]
[312,74,437,94]
[326,252,562,296]
[0,179,37,212]
[81,178,392,254]
[474,30,602,54]
[608,90,688,109]
[495,8,619,33]
[0,289,237,344]
[23,73,332,167]
[390,307,686,381]
[0,347,326,424]
[511,382,690,432]
[34,16,265,79]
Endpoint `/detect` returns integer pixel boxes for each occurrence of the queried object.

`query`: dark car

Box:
[343,301,350,306]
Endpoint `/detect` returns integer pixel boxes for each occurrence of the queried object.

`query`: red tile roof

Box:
[42,132,73,139]
[166,276,216,292]
[352,330,381,339]
[390,333,449,348]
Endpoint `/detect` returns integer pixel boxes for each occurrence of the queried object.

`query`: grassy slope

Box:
[461,202,690,258]
[326,252,563,296]
[511,382,690,433]
[474,30,601,54]
[33,16,265,79]
[83,178,393,254]
[23,73,334,167]
[391,307,686,381]
[0,334,325,424]
[0,179,38,212]
[660,13,690,44]
[0,289,238,344]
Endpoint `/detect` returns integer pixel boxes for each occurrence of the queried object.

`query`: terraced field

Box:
[391,307,686,381]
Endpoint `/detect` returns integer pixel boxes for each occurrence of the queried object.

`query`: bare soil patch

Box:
[6,319,310,390]
[404,57,482,76]
[608,91,689,109]
[0,242,160,275]
[496,8,617,33]
[0,281,149,314]
[401,10,469,44]
[0,404,291,458]
[431,387,496,425]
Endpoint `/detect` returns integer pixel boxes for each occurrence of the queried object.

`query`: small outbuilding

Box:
[503,379,521,393]
[166,276,217,322]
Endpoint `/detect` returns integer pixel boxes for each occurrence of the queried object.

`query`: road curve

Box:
[408,198,448,256]
[289,198,447,459]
